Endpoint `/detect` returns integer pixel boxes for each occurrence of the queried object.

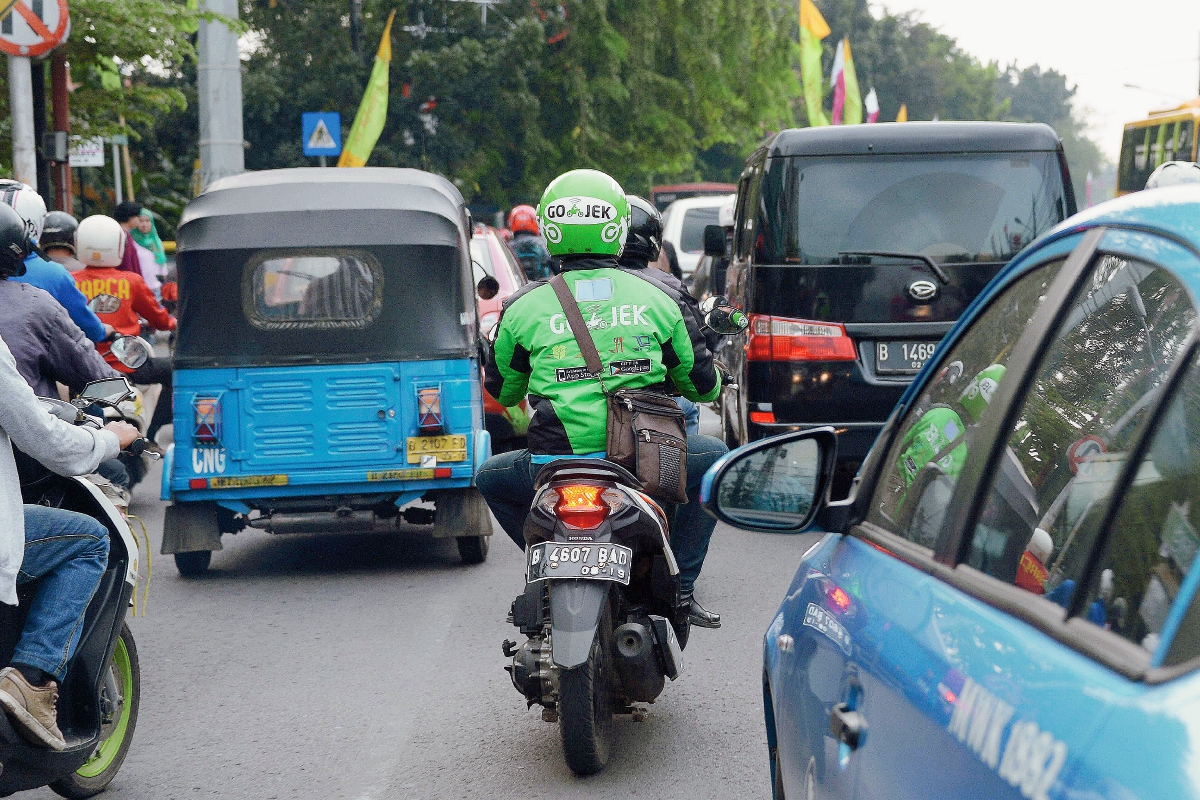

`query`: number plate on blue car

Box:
[876,340,939,374]
[526,542,633,585]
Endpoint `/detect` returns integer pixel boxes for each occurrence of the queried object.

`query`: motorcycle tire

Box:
[456,536,489,564]
[50,623,140,799]
[558,602,614,775]
[175,550,212,577]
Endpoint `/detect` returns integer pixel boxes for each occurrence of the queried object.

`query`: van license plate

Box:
[526,542,633,585]
[406,434,467,464]
[876,341,939,374]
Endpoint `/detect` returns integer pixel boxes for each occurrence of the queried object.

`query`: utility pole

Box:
[8,56,36,187]
[198,0,245,190]
[49,53,71,213]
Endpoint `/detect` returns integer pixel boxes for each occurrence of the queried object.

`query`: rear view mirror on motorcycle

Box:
[109,335,153,370]
[77,376,135,407]
[703,305,748,336]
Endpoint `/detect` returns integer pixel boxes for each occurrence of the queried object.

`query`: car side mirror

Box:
[700,427,838,532]
[703,224,726,257]
[477,275,500,300]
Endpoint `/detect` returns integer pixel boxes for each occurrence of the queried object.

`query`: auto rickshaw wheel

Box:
[457,535,489,564]
[175,550,212,577]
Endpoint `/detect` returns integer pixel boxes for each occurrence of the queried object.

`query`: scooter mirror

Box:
[78,376,135,406]
[699,295,729,315]
[477,275,500,301]
[703,305,748,336]
[110,335,152,370]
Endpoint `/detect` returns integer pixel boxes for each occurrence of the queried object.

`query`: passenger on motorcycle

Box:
[0,209,139,750]
[506,204,554,280]
[479,170,727,628]
[0,183,110,343]
[38,211,85,273]
[72,216,176,446]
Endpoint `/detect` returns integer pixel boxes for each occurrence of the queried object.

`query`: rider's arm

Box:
[662,311,721,404]
[35,297,120,396]
[484,313,531,408]
[129,275,176,331]
[47,266,107,343]
[0,337,119,476]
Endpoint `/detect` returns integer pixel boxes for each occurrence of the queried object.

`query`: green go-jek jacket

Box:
[484,257,721,455]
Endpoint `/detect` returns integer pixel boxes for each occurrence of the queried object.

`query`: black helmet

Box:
[40,211,79,254]
[0,203,30,278]
[621,195,663,265]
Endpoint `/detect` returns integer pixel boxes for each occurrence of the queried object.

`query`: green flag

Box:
[799,0,830,127]
[338,10,395,168]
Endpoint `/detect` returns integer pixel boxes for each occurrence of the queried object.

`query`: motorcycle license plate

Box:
[406,435,467,464]
[876,340,939,374]
[526,542,633,585]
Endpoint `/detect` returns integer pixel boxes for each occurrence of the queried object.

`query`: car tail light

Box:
[555,484,613,530]
[193,396,221,444]
[417,386,444,434]
[750,410,776,425]
[746,314,856,362]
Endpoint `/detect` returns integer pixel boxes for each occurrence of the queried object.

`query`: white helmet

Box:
[0,181,47,239]
[76,215,126,268]
[1145,161,1200,190]
[1027,528,1054,563]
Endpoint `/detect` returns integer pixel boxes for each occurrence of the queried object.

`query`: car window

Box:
[246,250,382,330]
[867,258,1066,546]
[967,254,1196,597]
[470,237,494,282]
[680,206,721,254]
[1075,350,1200,665]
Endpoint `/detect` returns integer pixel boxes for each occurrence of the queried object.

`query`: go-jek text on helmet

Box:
[959,363,1006,422]
[0,180,47,240]
[0,203,32,278]
[507,204,539,236]
[536,169,631,258]
[76,215,127,268]
[40,211,79,254]
[1146,161,1200,190]
[621,195,663,265]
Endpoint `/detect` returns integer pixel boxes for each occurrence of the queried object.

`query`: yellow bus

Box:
[1117,98,1200,195]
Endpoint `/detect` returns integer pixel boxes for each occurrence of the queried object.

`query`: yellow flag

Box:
[338,11,396,168]
[799,0,831,127]
[896,104,908,123]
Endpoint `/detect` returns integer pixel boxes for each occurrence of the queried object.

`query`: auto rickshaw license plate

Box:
[526,542,633,585]
[406,434,467,464]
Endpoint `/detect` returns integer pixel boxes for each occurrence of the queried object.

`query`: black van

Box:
[717,122,1076,483]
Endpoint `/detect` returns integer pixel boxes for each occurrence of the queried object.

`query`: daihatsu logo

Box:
[907,279,939,302]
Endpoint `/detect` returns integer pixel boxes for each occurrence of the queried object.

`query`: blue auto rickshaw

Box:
[160,168,493,574]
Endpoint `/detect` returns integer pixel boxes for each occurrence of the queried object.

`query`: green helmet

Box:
[536,169,632,258]
[959,364,1006,422]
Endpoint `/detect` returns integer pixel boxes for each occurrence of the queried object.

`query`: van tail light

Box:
[193,396,221,444]
[750,410,776,425]
[746,314,857,362]
[554,484,621,530]
[417,386,444,434]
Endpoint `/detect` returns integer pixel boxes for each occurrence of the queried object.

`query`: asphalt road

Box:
[26,412,818,799]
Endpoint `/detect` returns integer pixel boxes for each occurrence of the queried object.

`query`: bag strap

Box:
[549,274,609,392]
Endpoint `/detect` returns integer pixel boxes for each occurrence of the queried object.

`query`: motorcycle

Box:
[4,375,151,797]
[502,299,747,775]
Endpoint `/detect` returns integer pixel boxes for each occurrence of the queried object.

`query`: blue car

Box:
[702,186,1200,799]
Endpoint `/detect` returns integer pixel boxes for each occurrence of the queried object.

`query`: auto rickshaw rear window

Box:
[245,250,383,330]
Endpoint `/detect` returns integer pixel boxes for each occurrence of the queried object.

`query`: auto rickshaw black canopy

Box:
[174,168,477,369]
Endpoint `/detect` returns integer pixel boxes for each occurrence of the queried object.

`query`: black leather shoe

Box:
[682,594,721,629]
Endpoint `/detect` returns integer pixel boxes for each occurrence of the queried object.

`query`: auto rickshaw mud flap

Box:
[160,502,223,555]
[430,489,493,539]
[549,580,610,669]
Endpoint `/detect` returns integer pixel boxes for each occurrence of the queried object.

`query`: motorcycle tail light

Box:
[417,386,444,434]
[555,484,610,530]
[193,396,221,444]
[828,585,852,613]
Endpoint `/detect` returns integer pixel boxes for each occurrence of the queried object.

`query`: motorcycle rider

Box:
[0,208,139,750]
[478,169,727,628]
[72,216,176,446]
[506,204,554,280]
[0,183,110,343]
[38,211,85,273]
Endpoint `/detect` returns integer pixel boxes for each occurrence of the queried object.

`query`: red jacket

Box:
[73,266,175,372]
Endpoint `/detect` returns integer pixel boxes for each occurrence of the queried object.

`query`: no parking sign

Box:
[1067,435,1106,475]
[0,0,70,58]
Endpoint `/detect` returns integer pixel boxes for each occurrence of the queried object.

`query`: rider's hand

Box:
[102,324,116,340]
[105,421,140,450]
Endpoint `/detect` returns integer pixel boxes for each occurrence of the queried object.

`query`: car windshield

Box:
[680,206,722,254]
[757,151,1067,265]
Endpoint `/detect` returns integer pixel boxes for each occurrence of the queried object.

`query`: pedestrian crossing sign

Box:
[302,112,342,157]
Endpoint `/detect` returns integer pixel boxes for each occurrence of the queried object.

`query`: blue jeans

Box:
[476,434,728,594]
[15,506,109,682]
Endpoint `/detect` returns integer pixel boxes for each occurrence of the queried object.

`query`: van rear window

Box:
[246,250,383,330]
[756,151,1067,266]
[680,207,721,254]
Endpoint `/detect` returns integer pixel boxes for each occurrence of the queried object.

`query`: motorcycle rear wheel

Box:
[51,623,140,799]
[558,604,614,775]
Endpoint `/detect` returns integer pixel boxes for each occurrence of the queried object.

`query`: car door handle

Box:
[830,702,866,750]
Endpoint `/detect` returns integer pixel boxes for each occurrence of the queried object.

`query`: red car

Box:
[472,225,530,451]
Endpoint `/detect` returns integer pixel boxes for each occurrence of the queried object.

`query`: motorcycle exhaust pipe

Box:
[613,622,665,703]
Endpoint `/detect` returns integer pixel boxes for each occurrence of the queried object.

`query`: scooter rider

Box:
[478,169,727,628]
[0,208,139,750]
[507,204,554,280]
[38,211,85,273]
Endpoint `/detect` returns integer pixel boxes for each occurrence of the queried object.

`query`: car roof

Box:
[766,121,1062,158]
[663,194,737,215]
